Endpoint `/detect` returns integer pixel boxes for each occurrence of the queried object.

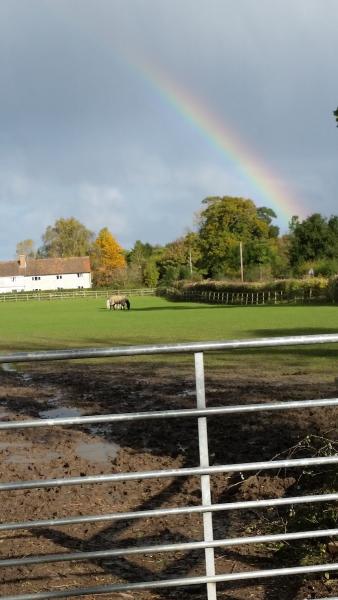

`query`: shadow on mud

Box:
[0,361,336,599]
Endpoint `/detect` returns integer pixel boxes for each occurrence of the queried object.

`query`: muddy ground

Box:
[0,359,337,599]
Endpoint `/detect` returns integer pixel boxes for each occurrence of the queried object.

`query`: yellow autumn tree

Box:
[92,228,126,287]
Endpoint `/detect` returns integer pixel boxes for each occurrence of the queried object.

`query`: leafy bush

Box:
[165,277,330,302]
[328,276,338,302]
[297,259,338,278]
[143,261,160,288]
[273,435,337,567]
[241,435,337,571]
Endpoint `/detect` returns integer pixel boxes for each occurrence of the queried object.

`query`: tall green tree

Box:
[256,207,279,237]
[197,196,278,276]
[157,232,201,281]
[328,216,338,257]
[127,240,154,267]
[271,235,292,278]
[39,217,93,257]
[126,240,163,286]
[288,213,337,266]
[143,260,160,287]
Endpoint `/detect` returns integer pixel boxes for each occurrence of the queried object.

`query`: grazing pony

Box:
[107,295,130,310]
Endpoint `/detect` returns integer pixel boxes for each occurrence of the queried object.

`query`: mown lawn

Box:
[1,295,338,375]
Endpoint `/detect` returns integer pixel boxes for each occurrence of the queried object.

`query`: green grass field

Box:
[1,296,338,375]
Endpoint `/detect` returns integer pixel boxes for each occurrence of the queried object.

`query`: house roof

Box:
[0,256,91,277]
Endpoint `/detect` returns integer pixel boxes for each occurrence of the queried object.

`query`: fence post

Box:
[194,352,217,600]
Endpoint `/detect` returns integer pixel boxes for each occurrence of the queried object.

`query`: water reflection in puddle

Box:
[1,363,32,383]
[0,442,59,464]
[0,368,121,464]
[21,373,32,382]
[177,389,196,397]
[39,406,83,419]
[75,440,120,463]
[1,363,17,373]
[38,406,121,463]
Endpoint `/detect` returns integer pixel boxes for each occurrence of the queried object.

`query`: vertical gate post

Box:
[194,352,217,600]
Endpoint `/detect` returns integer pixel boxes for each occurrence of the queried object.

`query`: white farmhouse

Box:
[0,255,92,293]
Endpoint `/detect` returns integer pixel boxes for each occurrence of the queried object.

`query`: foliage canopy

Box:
[197,196,279,277]
[289,213,338,267]
[92,227,126,286]
[16,239,35,258]
[39,217,93,258]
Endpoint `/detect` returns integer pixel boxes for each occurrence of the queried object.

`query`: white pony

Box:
[107,295,130,310]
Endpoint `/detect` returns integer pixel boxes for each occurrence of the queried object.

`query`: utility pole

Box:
[239,241,244,282]
[189,247,193,275]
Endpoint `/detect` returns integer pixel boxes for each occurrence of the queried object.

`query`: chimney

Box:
[18,255,26,269]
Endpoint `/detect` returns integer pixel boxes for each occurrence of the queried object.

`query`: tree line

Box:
[15,195,338,288]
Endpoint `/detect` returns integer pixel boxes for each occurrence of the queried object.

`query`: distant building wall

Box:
[0,256,92,293]
[0,276,26,293]
[0,272,91,293]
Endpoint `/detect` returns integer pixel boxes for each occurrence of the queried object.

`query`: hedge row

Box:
[159,276,338,303]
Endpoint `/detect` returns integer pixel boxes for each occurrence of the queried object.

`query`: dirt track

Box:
[0,360,337,599]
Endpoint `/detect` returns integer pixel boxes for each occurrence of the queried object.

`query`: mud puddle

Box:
[1,363,17,373]
[0,441,59,464]
[39,406,121,463]
[2,362,337,600]
[39,406,83,419]
[75,440,120,462]
[1,363,33,384]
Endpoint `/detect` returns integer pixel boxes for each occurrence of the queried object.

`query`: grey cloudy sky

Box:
[0,0,337,258]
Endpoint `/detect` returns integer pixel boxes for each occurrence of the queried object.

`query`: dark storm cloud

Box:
[0,0,337,256]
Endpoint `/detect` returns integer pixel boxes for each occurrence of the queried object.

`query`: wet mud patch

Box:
[0,360,336,599]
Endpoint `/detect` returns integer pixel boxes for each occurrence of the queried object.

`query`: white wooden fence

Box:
[0,288,155,303]
[165,288,327,305]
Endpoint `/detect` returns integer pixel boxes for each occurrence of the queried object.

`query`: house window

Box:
[77,273,83,278]
[32,276,41,281]
[56,275,63,279]
[78,286,84,289]
[12,277,16,282]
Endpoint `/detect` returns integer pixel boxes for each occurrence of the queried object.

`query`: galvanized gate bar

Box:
[3,563,338,600]
[1,527,338,568]
[0,397,337,429]
[195,352,217,600]
[0,492,337,532]
[1,333,337,599]
[1,332,338,363]
[0,455,337,491]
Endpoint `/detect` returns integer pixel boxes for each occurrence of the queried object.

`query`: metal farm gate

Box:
[0,334,338,599]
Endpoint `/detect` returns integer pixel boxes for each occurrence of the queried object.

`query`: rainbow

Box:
[127,56,306,226]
